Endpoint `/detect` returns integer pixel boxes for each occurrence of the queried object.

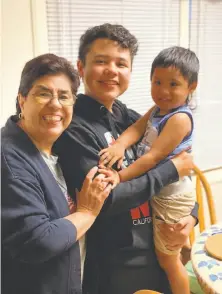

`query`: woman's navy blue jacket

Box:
[1,117,82,294]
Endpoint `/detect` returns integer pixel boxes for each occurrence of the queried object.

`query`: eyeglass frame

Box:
[30,90,77,106]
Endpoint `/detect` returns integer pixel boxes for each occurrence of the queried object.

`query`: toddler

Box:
[99,46,199,294]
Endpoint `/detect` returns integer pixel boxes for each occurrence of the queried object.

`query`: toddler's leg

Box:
[156,249,190,294]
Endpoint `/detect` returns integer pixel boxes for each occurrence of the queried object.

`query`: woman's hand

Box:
[65,167,112,240]
[98,166,120,188]
[158,215,196,251]
[76,166,112,216]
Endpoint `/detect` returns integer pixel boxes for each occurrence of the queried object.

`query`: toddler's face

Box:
[151,66,197,114]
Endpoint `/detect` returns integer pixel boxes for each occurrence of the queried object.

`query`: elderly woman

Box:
[1,54,112,294]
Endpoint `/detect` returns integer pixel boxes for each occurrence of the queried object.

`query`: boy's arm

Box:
[99,106,155,167]
[119,113,192,182]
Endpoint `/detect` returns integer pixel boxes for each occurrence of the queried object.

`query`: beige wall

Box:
[1,0,33,125]
[203,168,222,224]
[1,0,48,126]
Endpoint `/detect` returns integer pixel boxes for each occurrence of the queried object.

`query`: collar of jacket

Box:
[4,115,31,142]
[75,94,111,119]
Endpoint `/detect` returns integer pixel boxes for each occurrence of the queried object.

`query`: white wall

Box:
[1,0,33,125]
[1,0,48,126]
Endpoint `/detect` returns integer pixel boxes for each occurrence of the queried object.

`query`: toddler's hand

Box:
[98,142,125,169]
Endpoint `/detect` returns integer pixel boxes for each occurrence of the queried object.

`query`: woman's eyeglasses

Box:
[32,92,76,106]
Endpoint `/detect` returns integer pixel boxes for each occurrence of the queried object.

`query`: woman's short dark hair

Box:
[16,53,80,114]
[78,23,139,65]
[150,46,199,85]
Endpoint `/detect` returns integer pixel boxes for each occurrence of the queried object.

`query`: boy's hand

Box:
[158,215,195,251]
[171,151,194,178]
[98,142,125,169]
[98,166,120,188]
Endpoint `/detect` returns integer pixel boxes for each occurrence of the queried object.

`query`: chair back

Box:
[189,165,217,245]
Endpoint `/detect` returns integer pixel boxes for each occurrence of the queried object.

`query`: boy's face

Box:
[77,38,132,110]
[151,66,197,114]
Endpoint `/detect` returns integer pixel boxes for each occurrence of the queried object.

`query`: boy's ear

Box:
[189,81,197,94]
[77,60,84,78]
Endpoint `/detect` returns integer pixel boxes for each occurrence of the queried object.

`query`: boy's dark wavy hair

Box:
[78,23,139,64]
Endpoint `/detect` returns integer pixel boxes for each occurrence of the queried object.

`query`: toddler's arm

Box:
[119,112,192,182]
[99,106,154,168]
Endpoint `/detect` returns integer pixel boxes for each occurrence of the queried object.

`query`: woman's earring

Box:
[18,113,23,119]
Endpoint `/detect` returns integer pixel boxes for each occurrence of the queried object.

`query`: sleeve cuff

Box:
[60,218,77,249]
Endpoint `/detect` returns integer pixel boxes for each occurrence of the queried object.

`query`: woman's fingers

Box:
[84,166,98,183]
[101,183,112,199]
[76,171,110,216]
[101,176,114,183]
[80,166,98,193]
[98,168,113,177]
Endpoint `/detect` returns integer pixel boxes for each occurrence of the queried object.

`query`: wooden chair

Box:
[134,290,162,294]
[189,165,217,245]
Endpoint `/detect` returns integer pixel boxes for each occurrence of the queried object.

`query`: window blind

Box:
[46,0,180,114]
[46,0,222,170]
